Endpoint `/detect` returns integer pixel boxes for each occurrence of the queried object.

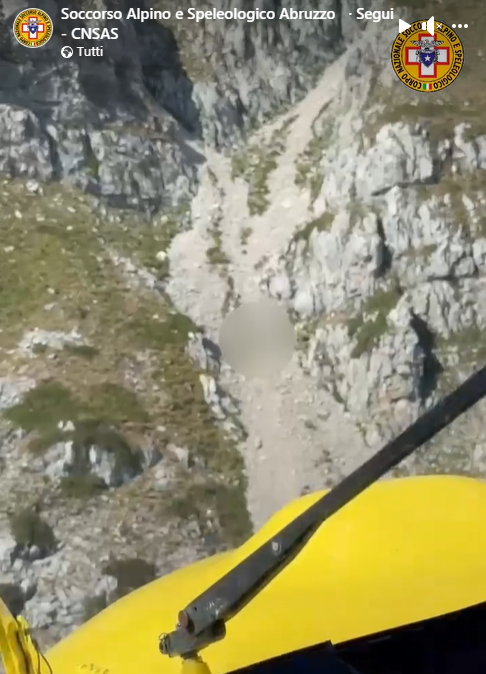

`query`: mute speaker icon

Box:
[421,16,435,35]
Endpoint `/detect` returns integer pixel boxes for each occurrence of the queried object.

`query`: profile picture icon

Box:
[13,7,53,48]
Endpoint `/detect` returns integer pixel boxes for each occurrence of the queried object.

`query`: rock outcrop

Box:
[165,14,486,522]
[0,0,364,212]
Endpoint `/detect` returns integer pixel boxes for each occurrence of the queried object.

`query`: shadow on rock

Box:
[409,312,444,404]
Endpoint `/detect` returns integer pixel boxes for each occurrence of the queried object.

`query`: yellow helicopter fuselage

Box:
[33,475,486,673]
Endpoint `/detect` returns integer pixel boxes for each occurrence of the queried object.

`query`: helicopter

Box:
[2,365,486,674]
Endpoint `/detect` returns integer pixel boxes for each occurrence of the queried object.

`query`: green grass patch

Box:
[169,480,251,548]
[365,102,486,144]
[127,308,197,349]
[347,287,402,359]
[240,226,253,246]
[3,374,150,490]
[60,474,108,499]
[415,173,486,240]
[102,201,190,282]
[3,378,150,479]
[231,117,294,216]
[88,383,149,424]
[0,194,102,332]
[403,243,438,260]
[294,122,333,202]
[102,557,157,598]
[31,343,48,355]
[293,212,334,247]
[9,507,56,553]
[437,324,486,363]
[62,344,99,360]
[4,380,148,438]
[206,230,230,267]
[206,244,230,266]
[82,593,108,622]
[4,381,83,434]
[84,137,99,178]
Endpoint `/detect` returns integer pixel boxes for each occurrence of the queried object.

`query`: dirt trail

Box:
[167,59,367,530]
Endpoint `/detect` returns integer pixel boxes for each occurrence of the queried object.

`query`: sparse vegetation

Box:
[293,212,334,250]
[102,557,157,598]
[82,593,108,622]
[240,226,253,246]
[9,507,56,554]
[427,173,486,239]
[5,381,82,434]
[294,121,333,202]
[127,308,197,349]
[62,344,99,360]
[294,319,318,353]
[84,138,99,179]
[89,383,149,425]
[169,480,251,548]
[403,243,438,260]
[60,474,108,498]
[231,117,294,215]
[365,101,486,144]
[202,178,239,320]
[222,274,238,316]
[437,324,486,364]
[0,180,249,543]
[348,202,373,227]
[347,287,402,359]
[406,173,486,252]
[206,229,230,267]
[3,379,149,458]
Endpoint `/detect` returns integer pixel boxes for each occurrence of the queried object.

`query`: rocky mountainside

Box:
[0,0,485,659]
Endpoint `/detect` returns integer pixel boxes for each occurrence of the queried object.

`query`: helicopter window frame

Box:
[229,600,486,674]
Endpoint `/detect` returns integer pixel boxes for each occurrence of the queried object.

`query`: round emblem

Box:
[391,20,464,92]
[13,8,53,48]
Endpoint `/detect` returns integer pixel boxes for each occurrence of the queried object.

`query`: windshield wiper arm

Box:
[160,365,486,659]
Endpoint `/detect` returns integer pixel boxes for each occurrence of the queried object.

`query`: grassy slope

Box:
[0,179,251,548]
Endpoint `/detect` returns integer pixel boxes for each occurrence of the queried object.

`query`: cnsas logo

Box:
[72,27,118,39]
[13,7,53,48]
[390,19,464,92]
